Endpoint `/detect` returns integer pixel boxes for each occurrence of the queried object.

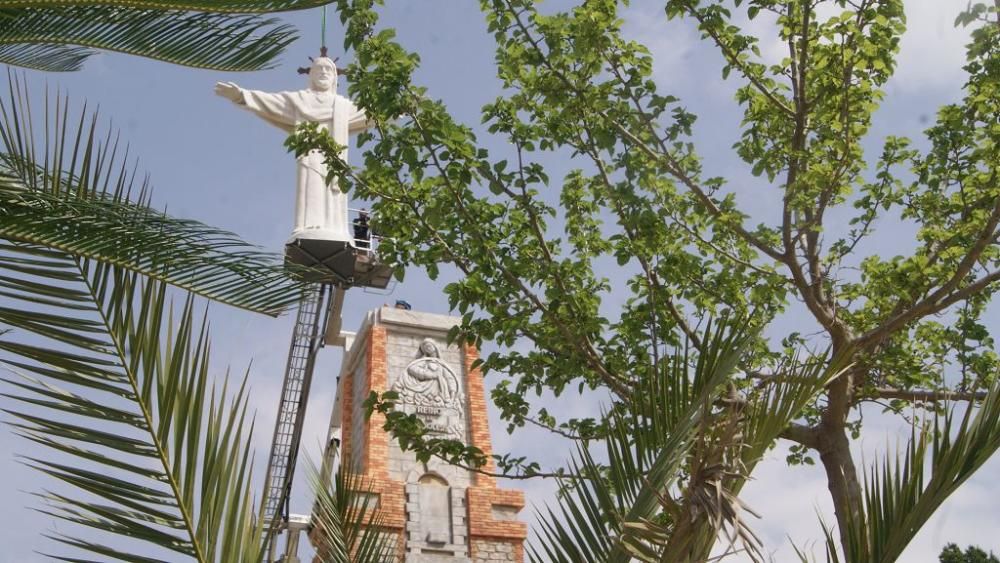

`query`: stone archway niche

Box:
[404,472,471,562]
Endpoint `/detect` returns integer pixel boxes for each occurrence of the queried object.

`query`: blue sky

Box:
[1,1,998,562]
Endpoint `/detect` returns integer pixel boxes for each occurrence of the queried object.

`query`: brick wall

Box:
[462,344,527,559]
[463,344,496,484]
[319,308,526,562]
[365,325,390,478]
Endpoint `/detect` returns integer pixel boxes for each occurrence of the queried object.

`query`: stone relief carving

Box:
[393,339,465,442]
[397,339,460,406]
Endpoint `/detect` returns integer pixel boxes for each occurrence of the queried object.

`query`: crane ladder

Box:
[261,284,330,546]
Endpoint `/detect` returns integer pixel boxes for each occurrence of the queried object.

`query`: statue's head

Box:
[308,57,338,92]
[418,339,440,358]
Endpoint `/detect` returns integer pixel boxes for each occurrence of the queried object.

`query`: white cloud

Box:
[626,0,973,101]
[621,3,703,89]
[892,0,971,92]
[721,405,1000,562]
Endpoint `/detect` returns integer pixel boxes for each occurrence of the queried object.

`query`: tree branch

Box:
[575,127,705,351]
[860,178,1000,348]
[501,0,787,265]
[401,93,633,398]
[602,52,791,282]
[858,268,1000,349]
[779,422,818,449]
[870,387,988,403]
[684,7,796,118]
[523,415,592,441]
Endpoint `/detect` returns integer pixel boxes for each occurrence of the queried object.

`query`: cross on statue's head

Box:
[298,47,346,93]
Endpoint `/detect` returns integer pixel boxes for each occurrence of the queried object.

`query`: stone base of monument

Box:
[284,238,393,289]
[314,307,528,562]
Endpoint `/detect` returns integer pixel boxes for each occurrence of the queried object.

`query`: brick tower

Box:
[315,306,527,562]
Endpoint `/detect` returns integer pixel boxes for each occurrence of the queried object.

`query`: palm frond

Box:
[0,6,300,72]
[789,513,842,563]
[738,352,847,478]
[528,319,750,563]
[639,326,748,488]
[652,353,845,563]
[837,379,1000,563]
[0,244,267,559]
[616,321,755,563]
[819,518,843,563]
[0,73,307,316]
[2,0,327,13]
[308,457,396,563]
[0,44,90,72]
[529,322,848,563]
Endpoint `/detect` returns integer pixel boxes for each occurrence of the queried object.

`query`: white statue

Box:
[215,57,371,243]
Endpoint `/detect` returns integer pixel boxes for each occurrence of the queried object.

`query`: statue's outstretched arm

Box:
[217,84,297,132]
[348,104,375,134]
[214,81,244,104]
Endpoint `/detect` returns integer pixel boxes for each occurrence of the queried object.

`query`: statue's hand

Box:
[214,81,243,103]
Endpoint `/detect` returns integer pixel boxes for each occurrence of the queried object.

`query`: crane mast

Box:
[261,228,393,562]
[261,284,328,533]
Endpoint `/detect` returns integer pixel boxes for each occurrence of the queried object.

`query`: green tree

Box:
[941,543,1000,563]
[287,0,1000,559]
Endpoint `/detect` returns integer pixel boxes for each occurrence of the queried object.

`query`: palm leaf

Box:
[0,44,90,72]
[2,0,327,13]
[736,352,847,484]
[0,245,267,559]
[0,6,300,72]
[648,353,844,563]
[790,519,842,563]
[0,73,308,316]
[528,319,749,563]
[308,457,396,563]
[529,322,846,563]
[836,379,1000,563]
[617,322,757,563]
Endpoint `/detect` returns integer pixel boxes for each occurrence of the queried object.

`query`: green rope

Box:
[321,5,327,49]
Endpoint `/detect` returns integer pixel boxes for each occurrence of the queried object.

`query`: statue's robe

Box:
[237,88,369,242]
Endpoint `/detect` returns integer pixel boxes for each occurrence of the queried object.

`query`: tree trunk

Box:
[817,422,864,556]
[817,364,864,559]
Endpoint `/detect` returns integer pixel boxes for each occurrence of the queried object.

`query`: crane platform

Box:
[284,238,393,289]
